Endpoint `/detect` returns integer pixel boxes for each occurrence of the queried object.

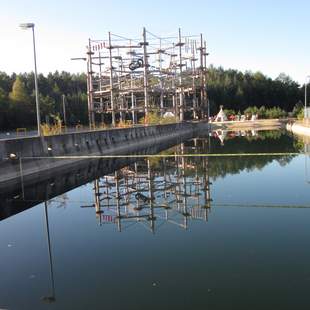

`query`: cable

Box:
[15,152,302,160]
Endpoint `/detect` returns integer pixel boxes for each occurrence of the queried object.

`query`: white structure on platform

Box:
[214,106,227,122]
[163,112,175,118]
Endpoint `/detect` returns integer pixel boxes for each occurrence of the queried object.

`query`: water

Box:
[1,130,310,310]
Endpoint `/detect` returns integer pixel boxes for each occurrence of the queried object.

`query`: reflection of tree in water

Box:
[163,130,303,180]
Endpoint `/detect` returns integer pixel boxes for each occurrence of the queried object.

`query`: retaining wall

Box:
[0,122,204,187]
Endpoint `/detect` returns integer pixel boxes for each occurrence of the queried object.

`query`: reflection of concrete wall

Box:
[0,123,201,187]
[287,122,310,137]
[211,119,285,131]
[0,137,184,221]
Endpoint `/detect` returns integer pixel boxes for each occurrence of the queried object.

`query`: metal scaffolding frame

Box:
[84,141,212,233]
[73,27,209,128]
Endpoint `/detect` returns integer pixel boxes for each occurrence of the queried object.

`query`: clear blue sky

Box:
[0,0,309,83]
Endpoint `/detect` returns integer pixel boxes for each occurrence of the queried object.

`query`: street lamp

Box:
[19,23,41,136]
[305,75,310,121]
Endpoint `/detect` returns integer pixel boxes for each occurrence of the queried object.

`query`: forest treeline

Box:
[0,66,305,130]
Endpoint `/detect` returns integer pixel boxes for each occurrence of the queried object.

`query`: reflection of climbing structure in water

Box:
[86,142,212,233]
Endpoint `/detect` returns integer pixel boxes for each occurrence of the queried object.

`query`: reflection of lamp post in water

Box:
[41,201,56,303]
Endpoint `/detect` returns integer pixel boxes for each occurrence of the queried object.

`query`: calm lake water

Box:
[1,130,310,310]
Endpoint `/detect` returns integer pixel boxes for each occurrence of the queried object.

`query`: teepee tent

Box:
[214,106,227,122]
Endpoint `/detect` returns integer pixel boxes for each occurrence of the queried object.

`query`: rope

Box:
[9,198,310,210]
[16,152,303,160]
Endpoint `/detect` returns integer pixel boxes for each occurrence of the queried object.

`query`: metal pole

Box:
[203,40,208,121]
[62,94,67,128]
[178,28,184,122]
[32,26,41,136]
[130,40,136,124]
[99,52,104,125]
[159,38,164,117]
[142,27,149,121]
[199,34,204,120]
[305,82,307,119]
[87,39,95,129]
[192,40,197,120]
[305,76,310,121]
[108,32,116,127]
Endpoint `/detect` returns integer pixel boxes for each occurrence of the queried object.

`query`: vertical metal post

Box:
[203,40,208,121]
[199,34,205,120]
[305,82,307,120]
[305,76,310,121]
[129,40,136,124]
[87,39,95,129]
[178,28,184,122]
[62,94,67,128]
[108,32,116,127]
[159,38,164,117]
[142,27,149,121]
[117,48,125,123]
[192,40,197,120]
[31,26,42,136]
[99,52,104,125]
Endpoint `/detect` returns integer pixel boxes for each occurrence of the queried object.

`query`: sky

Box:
[0,0,309,84]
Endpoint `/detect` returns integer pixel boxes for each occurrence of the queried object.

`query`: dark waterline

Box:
[1,130,310,310]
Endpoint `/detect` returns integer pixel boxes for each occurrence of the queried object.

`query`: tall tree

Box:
[9,76,30,103]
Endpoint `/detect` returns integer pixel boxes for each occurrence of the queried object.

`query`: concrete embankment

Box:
[0,122,208,187]
[210,119,286,131]
[286,121,310,137]
[0,139,183,221]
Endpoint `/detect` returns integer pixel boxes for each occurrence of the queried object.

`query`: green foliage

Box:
[292,101,304,119]
[9,76,30,103]
[0,71,88,130]
[223,109,235,117]
[206,66,302,115]
[243,106,286,119]
[0,66,304,130]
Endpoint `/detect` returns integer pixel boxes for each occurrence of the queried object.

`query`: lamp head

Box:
[19,23,35,30]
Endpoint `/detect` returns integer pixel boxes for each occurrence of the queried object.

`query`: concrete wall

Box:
[0,135,187,221]
[210,119,286,131]
[286,122,310,137]
[0,122,203,187]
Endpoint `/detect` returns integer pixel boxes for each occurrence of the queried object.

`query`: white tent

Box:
[163,112,175,118]
[214,106,227,122]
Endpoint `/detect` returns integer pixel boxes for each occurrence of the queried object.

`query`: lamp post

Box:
[305,75,310,121]
[19,23,41,136]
